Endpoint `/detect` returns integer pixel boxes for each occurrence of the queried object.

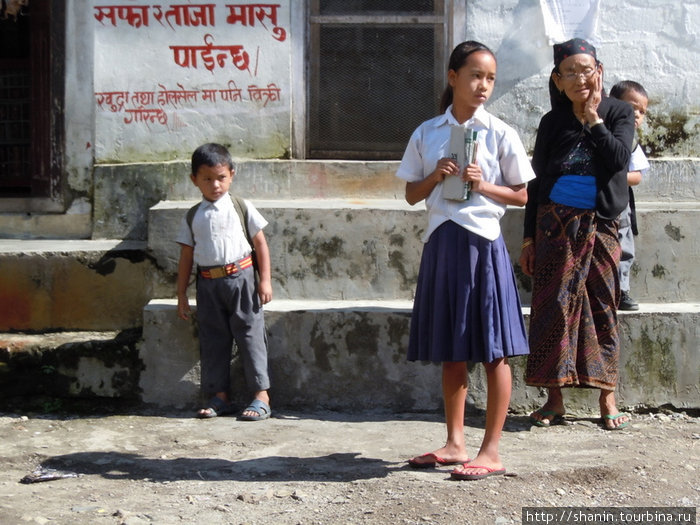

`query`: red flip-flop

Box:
[450,464,506,481]
[408,452,466,469]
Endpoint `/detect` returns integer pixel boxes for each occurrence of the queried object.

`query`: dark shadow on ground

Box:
[38,451,400,483]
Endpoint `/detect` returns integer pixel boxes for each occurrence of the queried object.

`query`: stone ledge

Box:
[0,329,143,400]
[93,158,700,239]
[140,300,700,412]
[149,201,700,303]
[0,241,165,332]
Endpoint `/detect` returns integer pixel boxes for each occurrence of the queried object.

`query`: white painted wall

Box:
[69,0,698,173]
[466,0,699,155]
[91,1,292,163]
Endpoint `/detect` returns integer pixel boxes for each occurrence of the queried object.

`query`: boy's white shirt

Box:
[396,104,535,242]
[175,195,268,267]
[629,143,650,174]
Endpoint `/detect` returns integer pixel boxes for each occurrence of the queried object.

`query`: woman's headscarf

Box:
[553,38,597,69]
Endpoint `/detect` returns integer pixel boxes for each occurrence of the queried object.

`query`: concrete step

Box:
[139,299,700,413]
[0,329,142,400]
[149,199,700,304]
[0,240,171,331]
[93,160,406,240]
[93,158,700,240]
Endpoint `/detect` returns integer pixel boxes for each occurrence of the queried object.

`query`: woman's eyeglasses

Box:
[558,67,597,81]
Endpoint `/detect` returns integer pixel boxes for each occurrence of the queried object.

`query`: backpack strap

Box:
[232,195,259,281]
[185,202,202,246]
[231,195,252,247]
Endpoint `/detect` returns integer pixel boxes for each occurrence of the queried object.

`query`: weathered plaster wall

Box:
[82,0,700,163]
[92,1,291,163]
[82,1,699,171]
[51,1,699,240]
[467,0,699,156]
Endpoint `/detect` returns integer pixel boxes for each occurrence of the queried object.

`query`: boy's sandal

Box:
[197,397,234,419]
[239,399,271,421]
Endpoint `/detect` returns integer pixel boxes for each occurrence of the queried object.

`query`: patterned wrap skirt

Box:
[407,220,529,364]
[525,203,621,389]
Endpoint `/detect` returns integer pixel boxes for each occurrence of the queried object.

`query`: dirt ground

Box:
[0,404,698,525]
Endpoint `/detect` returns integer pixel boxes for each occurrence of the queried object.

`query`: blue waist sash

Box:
[549,174,596,209]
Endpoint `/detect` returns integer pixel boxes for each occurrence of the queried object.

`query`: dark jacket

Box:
[523,96,635,239]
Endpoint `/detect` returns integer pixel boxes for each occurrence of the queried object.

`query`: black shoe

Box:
[619,291,639,311]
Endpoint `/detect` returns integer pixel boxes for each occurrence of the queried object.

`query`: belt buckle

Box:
[208,266,227,279]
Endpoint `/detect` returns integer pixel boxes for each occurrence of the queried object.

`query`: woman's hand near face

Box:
[584,66,603,124]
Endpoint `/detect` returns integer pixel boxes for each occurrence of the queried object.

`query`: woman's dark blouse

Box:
[523,96,635,239]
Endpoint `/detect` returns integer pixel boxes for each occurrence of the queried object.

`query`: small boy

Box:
[610,80,650,311]
[176,143,273,420]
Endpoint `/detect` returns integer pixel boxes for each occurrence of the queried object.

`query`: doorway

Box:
[0,1,63,200]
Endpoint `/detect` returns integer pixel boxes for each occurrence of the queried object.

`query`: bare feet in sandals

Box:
[600,390,630,430]
[197,393,233,418]
[408,445,470,468]
[450,452,505,481]
[240,390,271,421]
[529,388,566,427]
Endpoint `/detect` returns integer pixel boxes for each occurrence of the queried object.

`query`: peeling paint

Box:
[387,316,410,364]
[309,320,334,373]
[642,110,698,157]
[388,250,411,290]
[345,315,380,357]
[389,234,404,247]
[624,326,677,393]
[651,264,667,278]
[663,223,683,242]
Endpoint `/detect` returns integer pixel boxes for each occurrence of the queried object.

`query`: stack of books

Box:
[442,125,478,201]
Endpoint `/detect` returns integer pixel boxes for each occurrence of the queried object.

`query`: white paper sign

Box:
[539,0,601,45]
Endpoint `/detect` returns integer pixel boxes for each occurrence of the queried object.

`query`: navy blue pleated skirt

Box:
[408,220,529,364]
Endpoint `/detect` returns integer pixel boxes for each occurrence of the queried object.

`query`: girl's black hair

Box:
[191,143,234,175]
[609,80,648,101]
[439,40,495,113]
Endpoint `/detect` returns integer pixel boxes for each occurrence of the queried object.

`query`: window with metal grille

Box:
[0,11,31,196]
[308,1,447,159]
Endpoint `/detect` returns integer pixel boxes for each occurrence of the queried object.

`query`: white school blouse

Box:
[175,194,268,267]
[396,105,535,242]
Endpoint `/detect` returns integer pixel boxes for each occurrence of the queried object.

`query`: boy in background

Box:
[176,143,273,420]
[610,81,650,311]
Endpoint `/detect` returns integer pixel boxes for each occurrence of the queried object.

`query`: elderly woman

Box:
[519,39,635,430]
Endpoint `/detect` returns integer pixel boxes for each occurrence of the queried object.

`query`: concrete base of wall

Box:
[139,300,700,413]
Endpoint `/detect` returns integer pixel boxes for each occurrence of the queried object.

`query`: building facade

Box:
[0,0,698,239]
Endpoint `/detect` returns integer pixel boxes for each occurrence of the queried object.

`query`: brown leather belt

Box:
[199,255,253,279]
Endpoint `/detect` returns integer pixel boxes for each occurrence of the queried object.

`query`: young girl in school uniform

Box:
[396,41,535,480]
